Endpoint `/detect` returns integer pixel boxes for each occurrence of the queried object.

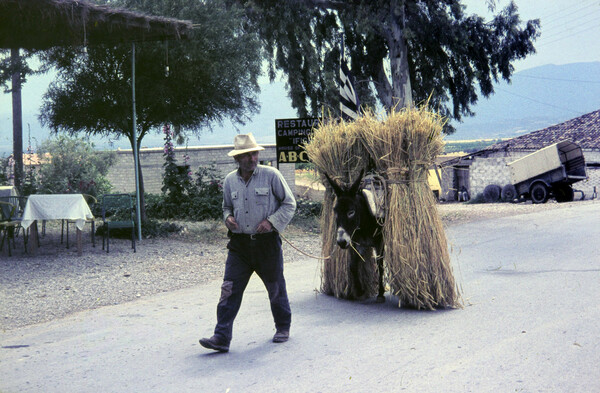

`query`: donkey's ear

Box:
[349,169,364,195]
[324,173,343,196]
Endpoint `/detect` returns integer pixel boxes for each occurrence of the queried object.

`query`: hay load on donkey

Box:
[303,120,380,301]
[304,106,461,310]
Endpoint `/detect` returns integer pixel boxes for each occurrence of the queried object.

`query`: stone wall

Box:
[104,145,600,202]
[577,150,600,199]
[469,152,526,197]
[106,144,296,195]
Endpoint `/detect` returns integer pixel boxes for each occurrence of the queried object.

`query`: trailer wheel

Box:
[530,183,549,204]
[554,185,574,203]
[501,184,517,202]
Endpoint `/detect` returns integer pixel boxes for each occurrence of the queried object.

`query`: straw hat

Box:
[228,133,265,157]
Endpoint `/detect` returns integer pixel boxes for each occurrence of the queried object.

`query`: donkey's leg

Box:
[349,256,365,299]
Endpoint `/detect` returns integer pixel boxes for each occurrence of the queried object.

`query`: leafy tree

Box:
[0,50,34,90]
[0,49,46,190]
[36,135,116,197]
[39,0,263,220]
[235,0,539,133]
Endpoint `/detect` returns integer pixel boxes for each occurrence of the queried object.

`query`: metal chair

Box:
[0,196,27,216]
[0,201,23,256]
[100,193,136,253]
[62,194,97,249]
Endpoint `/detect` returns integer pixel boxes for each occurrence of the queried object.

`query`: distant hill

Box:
[1,62,599,155]
[447,62,600,140]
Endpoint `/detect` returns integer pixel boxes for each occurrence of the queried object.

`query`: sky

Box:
[1,0,599,153]
[463,0,600,72]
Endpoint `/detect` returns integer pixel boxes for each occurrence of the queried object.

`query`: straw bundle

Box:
[360,106,460,309]
[303,117,378,299]
[305,106,461,309]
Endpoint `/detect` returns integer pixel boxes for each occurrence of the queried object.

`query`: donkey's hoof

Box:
[376,295,385,303]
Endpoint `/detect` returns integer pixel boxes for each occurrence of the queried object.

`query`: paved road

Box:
[1,203,599,393]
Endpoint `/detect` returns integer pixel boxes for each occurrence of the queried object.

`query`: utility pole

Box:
[11,47,23,191]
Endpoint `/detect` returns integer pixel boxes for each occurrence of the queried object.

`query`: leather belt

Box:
[231,232,277,240]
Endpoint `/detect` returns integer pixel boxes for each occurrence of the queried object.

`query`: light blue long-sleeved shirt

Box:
[222,165,296,234]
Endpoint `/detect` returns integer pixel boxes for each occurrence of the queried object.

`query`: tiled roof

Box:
[485,109,600,151]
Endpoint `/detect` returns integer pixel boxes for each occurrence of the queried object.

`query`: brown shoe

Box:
[199,336,229,352]
[273,329,289,343]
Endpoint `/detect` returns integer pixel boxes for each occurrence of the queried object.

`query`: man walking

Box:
[199,133,297,352]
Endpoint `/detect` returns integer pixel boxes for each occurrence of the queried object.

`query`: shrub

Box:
[290,197,322,231]
[36,135,115,197]
[0,156,9,185]
[296,162,315,171]
[21,165,39,195]
[145,164,223,221]
[139,219,184,238]
[189,165,223,220]
[21,137,40,195]
[295,197,322,219]
[161,124,192,203]
[96,217,183,239]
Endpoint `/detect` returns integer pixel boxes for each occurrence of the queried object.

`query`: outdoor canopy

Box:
[0,0,192,50]
[1,0,193,240]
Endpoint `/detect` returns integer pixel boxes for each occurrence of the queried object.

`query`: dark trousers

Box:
[213,232,291,343]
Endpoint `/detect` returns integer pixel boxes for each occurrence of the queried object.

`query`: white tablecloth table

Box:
[20,194,94,255]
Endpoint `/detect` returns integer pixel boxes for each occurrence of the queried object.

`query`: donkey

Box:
[325,172,386,303]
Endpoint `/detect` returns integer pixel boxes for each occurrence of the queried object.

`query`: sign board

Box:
[275,117,319,164]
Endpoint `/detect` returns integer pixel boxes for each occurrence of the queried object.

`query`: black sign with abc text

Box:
[275,117,319,164]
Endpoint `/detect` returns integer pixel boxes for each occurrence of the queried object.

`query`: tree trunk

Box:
[373,59,394,110]
[388,7,413,109]
[11,48,23,191]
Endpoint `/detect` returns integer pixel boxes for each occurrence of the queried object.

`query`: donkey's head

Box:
[324,171,365,249]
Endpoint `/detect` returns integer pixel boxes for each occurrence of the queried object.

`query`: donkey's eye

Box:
[347,210,356,218]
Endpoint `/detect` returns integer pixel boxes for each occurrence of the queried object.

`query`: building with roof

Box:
[440,109,600,201]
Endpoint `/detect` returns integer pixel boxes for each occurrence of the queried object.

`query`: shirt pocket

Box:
[230,191,241,209]
[255,187,269,206]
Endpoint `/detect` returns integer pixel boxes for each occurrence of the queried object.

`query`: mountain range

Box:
[1,61,599,155]
[446,61,600,140]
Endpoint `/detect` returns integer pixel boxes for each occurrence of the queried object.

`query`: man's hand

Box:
[225,215,239,231]
[255,219,273,233]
